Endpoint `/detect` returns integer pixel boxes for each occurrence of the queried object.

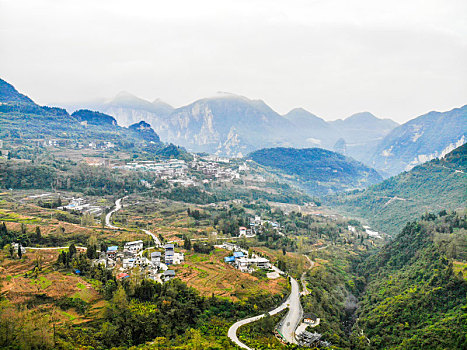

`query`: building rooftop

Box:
[163,270,175,276]
[151,252,162,257]
[107,246,118,252]
[125,240,144,245]
[164,244,174,250]
[233,251,244,258]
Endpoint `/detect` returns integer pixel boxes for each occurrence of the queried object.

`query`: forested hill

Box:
[248,147,382,195]
[352,211,467,349]
[0,78,190,156]
[327,143,467,235]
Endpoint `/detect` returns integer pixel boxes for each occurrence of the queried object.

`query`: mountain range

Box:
[72,91,466,178]
[0,78,180,157]
[367,105,467,176]
[3,77,466,179]
[71,92,399,161]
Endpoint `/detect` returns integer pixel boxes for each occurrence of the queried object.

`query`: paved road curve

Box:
[277,276,301,344]
[227,288,290,350]
[227,275,301,349]
[106,197,162,247]
[105,197,125,229]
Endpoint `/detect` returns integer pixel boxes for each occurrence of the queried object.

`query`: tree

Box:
[183,235,192,250]
[69,244,77,260]
[35,226,41,241]
[86,245,96,259]
[17,244,22,259]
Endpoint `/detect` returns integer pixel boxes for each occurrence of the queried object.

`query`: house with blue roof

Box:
[107,246,118,258]
[233,251,244,258]
[224,256,235,263]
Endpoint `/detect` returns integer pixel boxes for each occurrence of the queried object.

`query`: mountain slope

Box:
[0,78,34,104]
[352,212,467,349]
[283,108,337,148]
[165,94,295,157]
[368,105,467,176]
[248,147,383,195]
[128,120,161,143]
[328,143,467,235]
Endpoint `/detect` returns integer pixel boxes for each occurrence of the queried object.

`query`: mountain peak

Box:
[129,120,161,143]
[345,111,378,122]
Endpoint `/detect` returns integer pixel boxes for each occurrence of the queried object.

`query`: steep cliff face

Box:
[163,94,295,156]
[367,105,467,176]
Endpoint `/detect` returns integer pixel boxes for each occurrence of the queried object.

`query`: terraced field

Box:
[173,249,288,301]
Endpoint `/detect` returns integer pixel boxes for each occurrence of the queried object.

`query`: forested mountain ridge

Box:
[248,147,383,195]
[0,78,34,104]
[367,105,467,176]
[351,211,467,349]
[328,143,467,235]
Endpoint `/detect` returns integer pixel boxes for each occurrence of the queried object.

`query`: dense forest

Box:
[351,211,467,349]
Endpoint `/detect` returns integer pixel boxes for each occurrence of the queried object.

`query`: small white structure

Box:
[151,251,161,268]
[162,269,176,282]
[124,240,144,253]
[173,252,185,265]
[123,258,136,269]
[239,227,247,237]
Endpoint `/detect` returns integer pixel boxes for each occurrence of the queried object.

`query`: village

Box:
[92,240,185,283]
[88,213,282,285]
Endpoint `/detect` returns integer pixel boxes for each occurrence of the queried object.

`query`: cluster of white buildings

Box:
[94,240,183,283]
[58,197,103,216]
[221,243,271,273]
[120,159,188,179]
[191,159,240,182]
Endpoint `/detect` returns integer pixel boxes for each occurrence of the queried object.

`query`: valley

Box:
[0,77,465,350]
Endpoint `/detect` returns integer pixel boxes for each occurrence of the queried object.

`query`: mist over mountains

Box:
[70,92,399,159]
[69,91,466,178]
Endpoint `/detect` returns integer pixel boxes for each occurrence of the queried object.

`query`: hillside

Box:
[0,78,179,155]
[0,78,34,104]
[248,147,383,195]
[352,212,467,349]
[328,143,467,235]
[367,105,467,176]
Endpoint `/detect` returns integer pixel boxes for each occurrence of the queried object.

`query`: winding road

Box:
[105,197,161,247]
[105,197,125,229]
[277,276,301,344]
[228,275,301,349]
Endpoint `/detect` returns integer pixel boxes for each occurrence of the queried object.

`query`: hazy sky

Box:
[1,0,466,122]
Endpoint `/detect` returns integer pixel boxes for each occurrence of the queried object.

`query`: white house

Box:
[239,227,247,237]
[124,240,144,253]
